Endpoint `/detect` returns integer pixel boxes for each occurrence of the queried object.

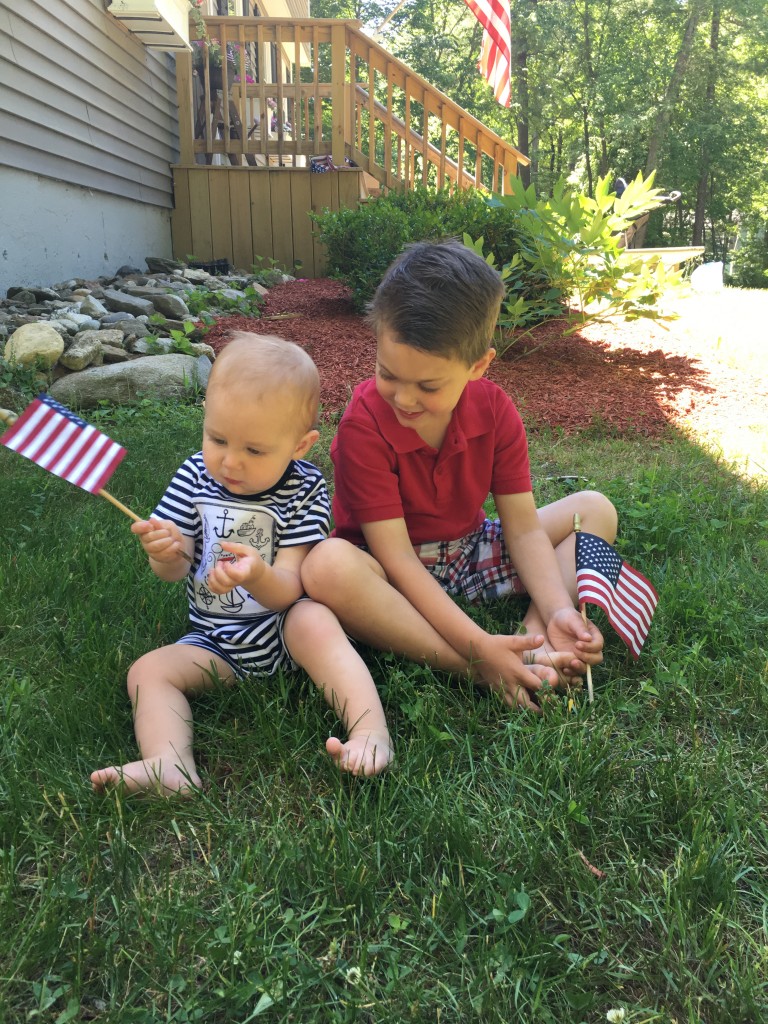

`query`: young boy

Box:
[301,241,618,711]
[91,333,392,796]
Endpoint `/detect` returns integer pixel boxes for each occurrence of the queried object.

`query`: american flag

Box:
[462,0,512,107]
[0,394,126,494]
[575,531,659,659]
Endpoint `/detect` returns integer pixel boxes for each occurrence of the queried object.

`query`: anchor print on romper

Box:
[194,501,277,617]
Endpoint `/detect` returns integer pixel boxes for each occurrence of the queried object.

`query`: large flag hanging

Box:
[575,531,659,659]
[462,0,512,107]
[0,393,126,494]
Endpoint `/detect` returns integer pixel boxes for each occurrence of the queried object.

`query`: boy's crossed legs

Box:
[301,491,617,707]
[90,600,393,797]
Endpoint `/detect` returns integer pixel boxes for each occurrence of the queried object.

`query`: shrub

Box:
[486,172,684,350]
[311,185,522,311]
[727,213,768,289]
[312,174,680,340]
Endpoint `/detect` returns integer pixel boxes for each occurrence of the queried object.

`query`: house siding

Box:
[0,0,182,292]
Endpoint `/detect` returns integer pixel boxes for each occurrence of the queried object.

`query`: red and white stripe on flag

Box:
[575,531,659,659]
[0,394,126,494]
[462,0,512,107]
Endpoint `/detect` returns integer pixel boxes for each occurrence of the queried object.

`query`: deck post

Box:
[176,51,195,166]
[331,23,347,167]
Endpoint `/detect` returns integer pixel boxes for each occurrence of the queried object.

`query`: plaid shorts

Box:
[414,519,528,603]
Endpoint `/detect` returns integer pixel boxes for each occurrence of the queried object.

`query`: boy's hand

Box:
[207,541,266,595]
[131,517,187,564]
[470,632,563,712]
[546,607,604,673]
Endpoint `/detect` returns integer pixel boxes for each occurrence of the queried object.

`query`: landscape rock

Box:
[102,345,133,364]
[5,322,65,367]
[1,262,289,408]
[101,289,156,318]
[49,355,207,408]
[59,333,103,371]
[80,295,109,318]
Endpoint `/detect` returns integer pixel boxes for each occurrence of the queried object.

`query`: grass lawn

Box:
[1,382,767,1022]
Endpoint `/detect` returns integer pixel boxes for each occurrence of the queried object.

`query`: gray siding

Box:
[0,0,179,208]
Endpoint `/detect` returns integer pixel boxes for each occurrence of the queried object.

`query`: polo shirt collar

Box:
[365,378,493,454]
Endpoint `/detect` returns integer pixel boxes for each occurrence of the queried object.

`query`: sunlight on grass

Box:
[660,287,768,481]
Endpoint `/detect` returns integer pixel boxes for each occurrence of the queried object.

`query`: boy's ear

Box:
[293,428,320,459]
[469,348,496,380]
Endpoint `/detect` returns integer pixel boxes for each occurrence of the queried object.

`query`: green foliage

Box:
[314,174,679,343]
[185,285,265,319]
[168,320,201,355]
[311,185,523,311]
[250,256,290,289]
[311,197,412,311]
[0,355,46,405]
[485,172,684,351]
[728,213,768,289]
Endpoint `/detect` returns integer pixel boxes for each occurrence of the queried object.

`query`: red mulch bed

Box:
[201,277,717,437]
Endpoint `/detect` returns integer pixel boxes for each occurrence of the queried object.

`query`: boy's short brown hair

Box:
[367,239,505,365]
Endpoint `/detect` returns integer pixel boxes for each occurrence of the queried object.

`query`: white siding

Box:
[0,0,179,208]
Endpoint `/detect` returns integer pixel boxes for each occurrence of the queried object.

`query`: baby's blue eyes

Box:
[209,438,262,456]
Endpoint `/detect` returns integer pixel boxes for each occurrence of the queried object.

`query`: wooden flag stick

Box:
[97,488,192,563]
[573,513,594,704]
[98,487,142,522]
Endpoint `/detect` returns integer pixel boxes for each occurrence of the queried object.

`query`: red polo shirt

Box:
[331,377,532,546]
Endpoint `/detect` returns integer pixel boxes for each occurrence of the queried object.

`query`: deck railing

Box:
[176,16,527,193]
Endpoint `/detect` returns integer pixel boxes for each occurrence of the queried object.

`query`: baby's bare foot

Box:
[326,731,393,777]
[90,756,201,798]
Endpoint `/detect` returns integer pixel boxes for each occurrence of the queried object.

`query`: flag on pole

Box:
[575,531,658,659]
[0,393,126,494]
[462,0,512,107]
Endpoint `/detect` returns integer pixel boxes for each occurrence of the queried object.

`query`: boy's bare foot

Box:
[90,756,201,798]
[325,731,393,777]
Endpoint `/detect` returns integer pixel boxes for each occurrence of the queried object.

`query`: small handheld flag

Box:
[1,396,193,562]
[1,393,126,494]
[575,529,658,660]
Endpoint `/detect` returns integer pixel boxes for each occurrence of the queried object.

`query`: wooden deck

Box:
[170,15,527,273]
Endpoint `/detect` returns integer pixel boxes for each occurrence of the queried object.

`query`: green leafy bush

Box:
[313,174,681,342]
[727,213,768,289]
[311,185,522,311]
[485,172,684,351]
[0,355,49,410]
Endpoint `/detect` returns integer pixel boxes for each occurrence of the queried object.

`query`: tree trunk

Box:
[635,0,709,246]
[693,1,720,246]
[511,1,536,187]
[515,45,530,187]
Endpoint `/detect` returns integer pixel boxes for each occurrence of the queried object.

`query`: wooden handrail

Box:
[177,15,527,192]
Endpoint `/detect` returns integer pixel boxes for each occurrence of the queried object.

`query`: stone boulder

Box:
[4,322,65,367]
[101,289,155,318]
[49,354,211,408]
[59,333,104,371]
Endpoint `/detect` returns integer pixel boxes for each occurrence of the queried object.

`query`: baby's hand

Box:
[207,542,266,595]
[131,518,186,563]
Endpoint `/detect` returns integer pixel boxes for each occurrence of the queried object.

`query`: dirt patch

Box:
[202,277,754,441]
